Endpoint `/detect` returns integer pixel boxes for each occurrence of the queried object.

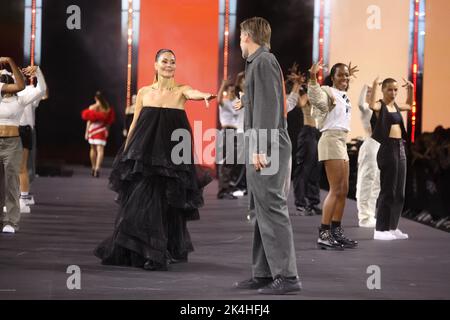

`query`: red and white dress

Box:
[81,108,115,146]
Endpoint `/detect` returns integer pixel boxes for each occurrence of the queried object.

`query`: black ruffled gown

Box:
[94,106,211,270]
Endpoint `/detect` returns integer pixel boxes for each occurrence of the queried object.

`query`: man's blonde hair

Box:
[240,17,271,49]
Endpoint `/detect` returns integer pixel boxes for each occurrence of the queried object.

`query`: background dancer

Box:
[308,60,358,250]
[356,84,379,228]
[18,70,48,213]
[81,91,115,178]
[287,69,322,217]
[370,77,413,240]
[0,64,46,233]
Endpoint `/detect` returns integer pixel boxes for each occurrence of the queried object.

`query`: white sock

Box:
[21,192,29,197]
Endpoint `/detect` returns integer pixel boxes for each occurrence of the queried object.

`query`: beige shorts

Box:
[318,130,349,162]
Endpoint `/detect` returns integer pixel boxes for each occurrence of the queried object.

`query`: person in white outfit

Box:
[0,64,46,233]
[17,71,47,213]
[356,85,380,228]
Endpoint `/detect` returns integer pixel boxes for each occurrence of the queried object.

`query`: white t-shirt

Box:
[220,98,243,131]
[18,85,41,127]
[321,87,352,132]
[0,68,46,127]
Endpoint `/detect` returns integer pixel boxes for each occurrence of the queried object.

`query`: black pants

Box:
[217,128,240,196]
[376,138,407,231]
[293,125,321,207]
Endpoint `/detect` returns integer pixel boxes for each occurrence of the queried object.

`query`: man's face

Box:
[240,31,249,59]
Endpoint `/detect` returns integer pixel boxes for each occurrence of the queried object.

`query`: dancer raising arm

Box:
[369,76,413,240]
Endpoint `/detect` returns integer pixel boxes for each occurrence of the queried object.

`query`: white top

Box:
[287,92,299,113]
[219,98,244,132]
[321,87,352,132]
[18,85,41,127]
[358,84,373,136]
[0,67,46,127]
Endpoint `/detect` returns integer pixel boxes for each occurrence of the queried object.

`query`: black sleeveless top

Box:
[371,100,407,143]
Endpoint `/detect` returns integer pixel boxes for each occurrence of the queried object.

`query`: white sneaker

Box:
[390,229,409,240]
[2,225,15,233]
[20,195,35,206]
[359,218,376,228]
[232,190,245,197]
[20,199,31,214]
[374,230,396,240]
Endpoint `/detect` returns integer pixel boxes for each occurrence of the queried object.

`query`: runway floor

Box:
[1,166,449,300]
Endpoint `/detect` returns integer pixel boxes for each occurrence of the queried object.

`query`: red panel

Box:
[138,0,219,167]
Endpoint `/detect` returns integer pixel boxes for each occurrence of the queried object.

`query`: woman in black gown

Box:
[94,49,216,270]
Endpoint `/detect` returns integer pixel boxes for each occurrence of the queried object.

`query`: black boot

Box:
[331,226,358,248]
[317,228,344,250]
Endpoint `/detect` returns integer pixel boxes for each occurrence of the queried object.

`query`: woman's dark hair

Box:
[323,63,348,88]
[95,91,110,110]
[382,78,397,89]
[0,74,14,84]
[234,71,245,96]
[155,49,175,62]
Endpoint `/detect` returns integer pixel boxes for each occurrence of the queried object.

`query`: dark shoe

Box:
[93,170,100,178]
[166,252,188,264]
[295,206,314,216]
[217,192,237,200]
[332,226,358,248]
[234,277,273,290]
[309,205,322,215]
[91,169,95,176]
[143,260,168,271]
[258,276,302,295]
[317,228,345,250]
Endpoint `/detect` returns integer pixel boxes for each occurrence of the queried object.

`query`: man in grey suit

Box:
[233,17,301,295]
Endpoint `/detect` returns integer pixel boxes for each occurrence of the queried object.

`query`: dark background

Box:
[0,0,314,172]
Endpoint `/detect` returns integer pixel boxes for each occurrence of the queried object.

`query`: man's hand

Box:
[252,153,268,171]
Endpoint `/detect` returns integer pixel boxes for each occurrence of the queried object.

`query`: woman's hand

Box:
[309,58,324,75]
[373,76,382,87]
[234,92,245,110]
[203,94,216,108]
[402,78,414,90]
[22,66,38,77]
[0,57,11,67]
[233,99,242,110]
[348,61,360,78]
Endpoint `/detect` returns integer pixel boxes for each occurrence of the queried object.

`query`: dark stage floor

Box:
[1,166,449,300]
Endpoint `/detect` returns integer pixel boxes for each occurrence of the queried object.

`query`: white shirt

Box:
[219,98,243,131]
[358,85,373,136]
[0,68,46,127]
[18,85,41,127]
[321,87,352,132]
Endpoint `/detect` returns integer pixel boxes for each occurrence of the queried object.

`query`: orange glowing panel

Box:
[138,0,219,167]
